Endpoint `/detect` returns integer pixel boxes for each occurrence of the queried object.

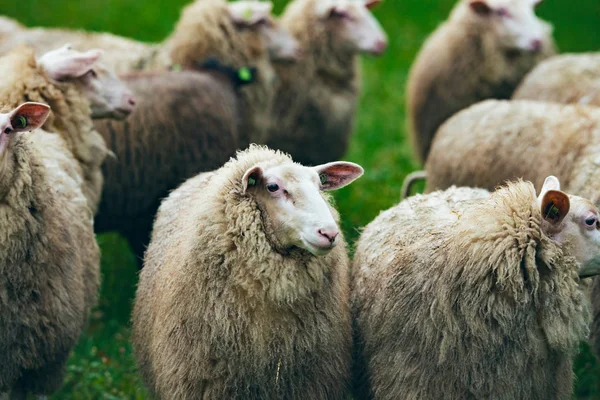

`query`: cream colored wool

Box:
[133,145,352,399]
[267,0,361,165]
[514,53,600,106]
[0,116,99,396]
[352,182,590,399]
[406,0,555,163]
[0,46,109,214]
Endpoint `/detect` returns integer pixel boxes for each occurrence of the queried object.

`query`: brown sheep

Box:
[132,145,363,399]
[0,45,134,214]
[514,53,600,106]
[406,0,555,164]
[352,177,600,399]
[0,102,100,399]
[267,0,387,165]
[93,64,245,266]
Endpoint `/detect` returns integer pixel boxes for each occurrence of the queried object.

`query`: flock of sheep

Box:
[0,0,599,398]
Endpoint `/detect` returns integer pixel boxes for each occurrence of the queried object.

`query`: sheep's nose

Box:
[128,96,136,106]
[318,228,339,244]
[530,39,542,53]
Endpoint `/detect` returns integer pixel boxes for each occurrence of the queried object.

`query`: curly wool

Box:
[406,0,555,163]
[514,53,600,106]
[133,145,352,399]
[352,181,589,400]
[0,126,99,396]
[0,45,108,214]
[267,0,361,165]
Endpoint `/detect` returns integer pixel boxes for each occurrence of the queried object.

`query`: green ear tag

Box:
[238,67,253,82]
[319,174,327,185]
[16,116,27,129]
[248,177,256,186]
[549,204,560,218]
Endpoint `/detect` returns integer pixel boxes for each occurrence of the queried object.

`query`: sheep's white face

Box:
[0,103,50,158]
[228,1,301,62]
[537,176,600,277]
[242,161,363,256]
[38,44,135,120]
[467,0,551,53]
[316,0,388,56]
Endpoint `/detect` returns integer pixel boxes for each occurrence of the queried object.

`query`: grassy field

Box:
[1,0,600,398]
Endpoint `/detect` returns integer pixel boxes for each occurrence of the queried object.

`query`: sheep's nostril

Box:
[530,39,542,52]
[318,229,339,244]
[128,97,136,106]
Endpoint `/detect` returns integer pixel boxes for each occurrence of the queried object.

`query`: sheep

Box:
[513,53,600,106]
[352,176,600,399]
[0,44,135,214]
[0,102,100,399]
[406,0,555,164]
[132,145,364,399]
[2,1,299,145]
[267,0,387,166]
[93,62,248,266]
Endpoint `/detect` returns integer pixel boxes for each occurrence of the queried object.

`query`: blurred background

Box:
[1,0,599,398]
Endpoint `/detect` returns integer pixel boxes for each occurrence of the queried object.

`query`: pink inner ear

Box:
[469,0,492,15]
[10,103,50,132]
[365,0,382,10]
[317,162,364,190]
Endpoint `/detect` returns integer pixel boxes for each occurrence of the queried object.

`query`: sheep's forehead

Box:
[264,164,319,188]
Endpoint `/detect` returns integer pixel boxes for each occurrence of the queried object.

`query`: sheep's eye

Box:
[585,217,597,226]
[267,183,279,193]
[86,69,98,78]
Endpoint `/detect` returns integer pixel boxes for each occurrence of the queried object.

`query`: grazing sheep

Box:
[2,1,299,145]
[0,45,135,213]
[0,102,100,399]
[514,53,600,106]
[94,63,247,266]
[132,145,363,399]
[406,0,555,163]
[352,176,600,399]
[267,0,387,165]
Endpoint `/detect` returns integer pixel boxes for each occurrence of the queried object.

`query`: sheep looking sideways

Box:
[0,45,135,213]
[0,103,100,399]
[406,0,555,163]
[352,177,600,399]
[268,0,388,165]
[132,145,363,399]
[2,0,299,145]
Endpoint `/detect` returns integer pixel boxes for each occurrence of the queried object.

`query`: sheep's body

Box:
[352,182,589,399]
[0,46,109,214]
[93,69,239,264]
[424,100,600,198]
[3,0,276,145]
[133,147,352,399]
[406,1,555,163]
[267,0,360,165]
[514,53,600,106]
[0,128,99,397]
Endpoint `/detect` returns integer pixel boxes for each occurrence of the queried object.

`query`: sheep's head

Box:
[464,0,552,53]
[228,1,301,62]
[0,102,50,159]
[537,176,600,278]
[315,0,388,56]
[38,44,136,120]
[242,160,363,256]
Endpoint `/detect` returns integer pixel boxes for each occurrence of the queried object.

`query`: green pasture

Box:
[1,0,599,398]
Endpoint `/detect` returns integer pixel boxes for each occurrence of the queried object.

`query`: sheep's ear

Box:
[364,0,382,10]
[540,190,570,225]
[39,45,103,81]
[316,1,350,18]
[538,175,561,198]
[469,0,492,15]
[242,166,263,194]
[228,1,273,26]
[314,162,364,191]
[8,102,50,133]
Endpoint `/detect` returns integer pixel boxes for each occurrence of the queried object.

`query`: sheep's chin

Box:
[299,237,335,257]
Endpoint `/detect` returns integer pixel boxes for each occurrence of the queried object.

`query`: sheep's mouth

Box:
[301,237,337,256]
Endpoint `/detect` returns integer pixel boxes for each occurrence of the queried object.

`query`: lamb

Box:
[513,53,600,106]
[132,145,363,399]
[406,0,555,164]
[93,63,247,266]
[0,102,100,399]
[0,44,135,213]
[267,0,387,165]
[2,0,299,145]
[352,176,600,399]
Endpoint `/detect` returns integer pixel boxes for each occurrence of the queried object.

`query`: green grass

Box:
[2,0,600,398]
